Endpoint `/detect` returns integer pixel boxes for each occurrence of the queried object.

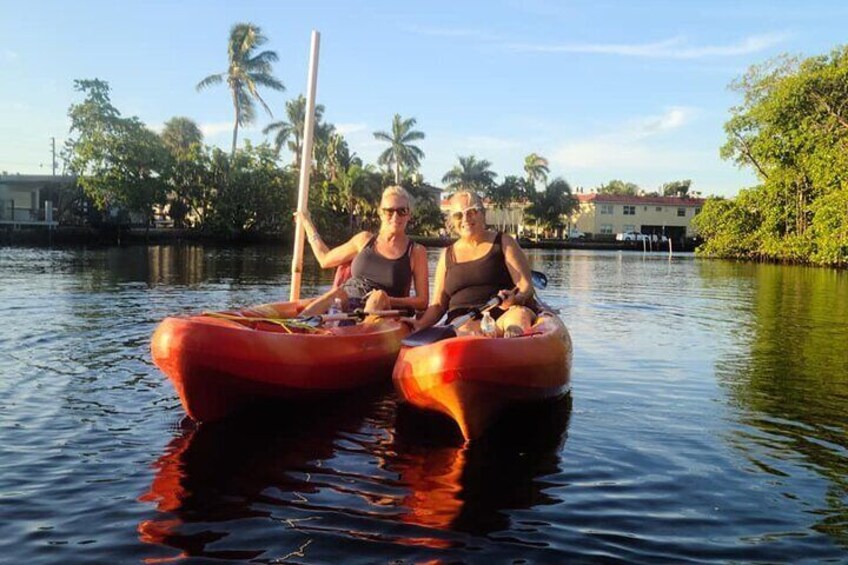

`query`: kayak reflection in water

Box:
[414,190,538,337]
[296,185,428,317]
[388,397,571,537]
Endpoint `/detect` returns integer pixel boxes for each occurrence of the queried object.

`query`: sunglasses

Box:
[450,206,482,222]
[381,207,409,217]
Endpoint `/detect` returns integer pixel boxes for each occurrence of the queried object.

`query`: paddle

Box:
[531,270,548,290]
[205,307,415,329]
[401,270,551,347]
[401,294,506,347]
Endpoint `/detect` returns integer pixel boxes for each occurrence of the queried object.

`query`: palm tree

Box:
[263,95,330,167]
[322,132,357,182]
[160,117,203,157]
[373,114,425,184]
[441,155,498,194]
[197,23,285,158]
[523,153,550,190]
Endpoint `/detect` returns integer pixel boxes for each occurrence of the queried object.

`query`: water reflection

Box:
[388,397,571,538]
[138,390,571,560]
[705,261,848,547]
[138,391,384,562]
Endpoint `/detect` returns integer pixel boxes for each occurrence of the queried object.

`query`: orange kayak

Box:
[392,313,573,440]
[151,301,409,422]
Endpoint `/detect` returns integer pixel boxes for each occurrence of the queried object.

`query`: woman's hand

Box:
[293,211,318,238]
[497,288,519,308]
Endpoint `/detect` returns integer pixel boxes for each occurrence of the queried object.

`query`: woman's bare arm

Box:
[297,211,370,269]
[500,233,535,305]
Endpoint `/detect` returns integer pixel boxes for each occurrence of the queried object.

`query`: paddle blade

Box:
[531,270,548,289]
[402,325,458,347]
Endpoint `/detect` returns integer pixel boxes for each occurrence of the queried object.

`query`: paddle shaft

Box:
[290,30,321,301]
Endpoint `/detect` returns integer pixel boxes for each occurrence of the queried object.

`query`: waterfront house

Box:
[0,174,71,228]
[572,193,705,241]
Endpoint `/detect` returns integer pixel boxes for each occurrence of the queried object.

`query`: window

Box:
[623,224,635,232]
[643,206,648,211]
[677,207,686,217]
[623,205,636,215]
[600,204,614,214]
[656,206,662,212]
[695,207,701,215]
[600,224,613,234]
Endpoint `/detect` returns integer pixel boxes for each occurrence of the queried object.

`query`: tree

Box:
[160,117,203,157]
[597,179,639,195]
[373,114,426,184]
[702,46,848,266]
[523,153,550,190]
[262,95,330,167]
[321,131,357,182]
[66,79,169,226]
[441,155,497,194]
[661,179,692,198]
[487,175,528,233]
[525,178,579,238]
[197,23,285,157]
[203,141,295,236]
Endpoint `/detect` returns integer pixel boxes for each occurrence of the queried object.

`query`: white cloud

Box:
[506,32,790,59]
[200,121,236,137]
[627,106,696,138]
[550,106,701,170]
[335,122,367,135]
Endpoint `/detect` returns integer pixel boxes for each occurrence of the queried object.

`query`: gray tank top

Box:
[349,236,414,297]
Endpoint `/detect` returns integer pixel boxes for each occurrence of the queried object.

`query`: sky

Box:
[2,0,847,197]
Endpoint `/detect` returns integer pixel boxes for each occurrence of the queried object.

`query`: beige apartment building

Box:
[572,193,705,240]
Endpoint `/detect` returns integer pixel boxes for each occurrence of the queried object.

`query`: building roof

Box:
[576,193,705,207]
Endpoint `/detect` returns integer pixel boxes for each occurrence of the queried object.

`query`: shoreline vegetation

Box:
[6,23,845,267]
[0,226,702,253]
[693,46,848,268]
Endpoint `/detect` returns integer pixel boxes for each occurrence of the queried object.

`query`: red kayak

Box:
[392,313,572,440]
[151,301,409,422]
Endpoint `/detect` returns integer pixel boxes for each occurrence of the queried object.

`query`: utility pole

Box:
[51,137,57,176]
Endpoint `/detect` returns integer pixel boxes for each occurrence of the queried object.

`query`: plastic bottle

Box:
[480,311,497,338]
[326,297,343,327]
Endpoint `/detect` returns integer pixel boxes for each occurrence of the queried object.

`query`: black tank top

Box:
[444,232,514,312]
[350,235,414,297]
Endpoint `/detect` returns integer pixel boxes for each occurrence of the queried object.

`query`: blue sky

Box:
[2,0,847,196]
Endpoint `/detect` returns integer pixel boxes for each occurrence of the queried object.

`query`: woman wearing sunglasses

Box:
[296,185,429,316]
[414,190,537,337]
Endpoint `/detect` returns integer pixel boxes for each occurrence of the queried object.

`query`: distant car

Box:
[568,230,586,240]
[616,231,647,242]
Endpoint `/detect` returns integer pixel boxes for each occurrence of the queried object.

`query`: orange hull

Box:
[392,313,572,440]
[151,301,408,422]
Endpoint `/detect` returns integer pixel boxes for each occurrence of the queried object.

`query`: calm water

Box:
[1,244,847,564]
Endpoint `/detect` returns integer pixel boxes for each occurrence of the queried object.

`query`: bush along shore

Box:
[693,47,848,268]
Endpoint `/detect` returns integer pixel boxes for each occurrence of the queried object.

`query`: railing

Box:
[0,207,55,225]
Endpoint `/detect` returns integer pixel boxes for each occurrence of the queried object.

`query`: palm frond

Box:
[250,73,285,92]
[196,73,224,91]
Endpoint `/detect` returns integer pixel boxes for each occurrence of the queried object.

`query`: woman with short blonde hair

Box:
[297,185,428,315]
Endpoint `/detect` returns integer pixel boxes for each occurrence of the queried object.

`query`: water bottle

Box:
[480,311,497,338]
[326,297,343,327]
